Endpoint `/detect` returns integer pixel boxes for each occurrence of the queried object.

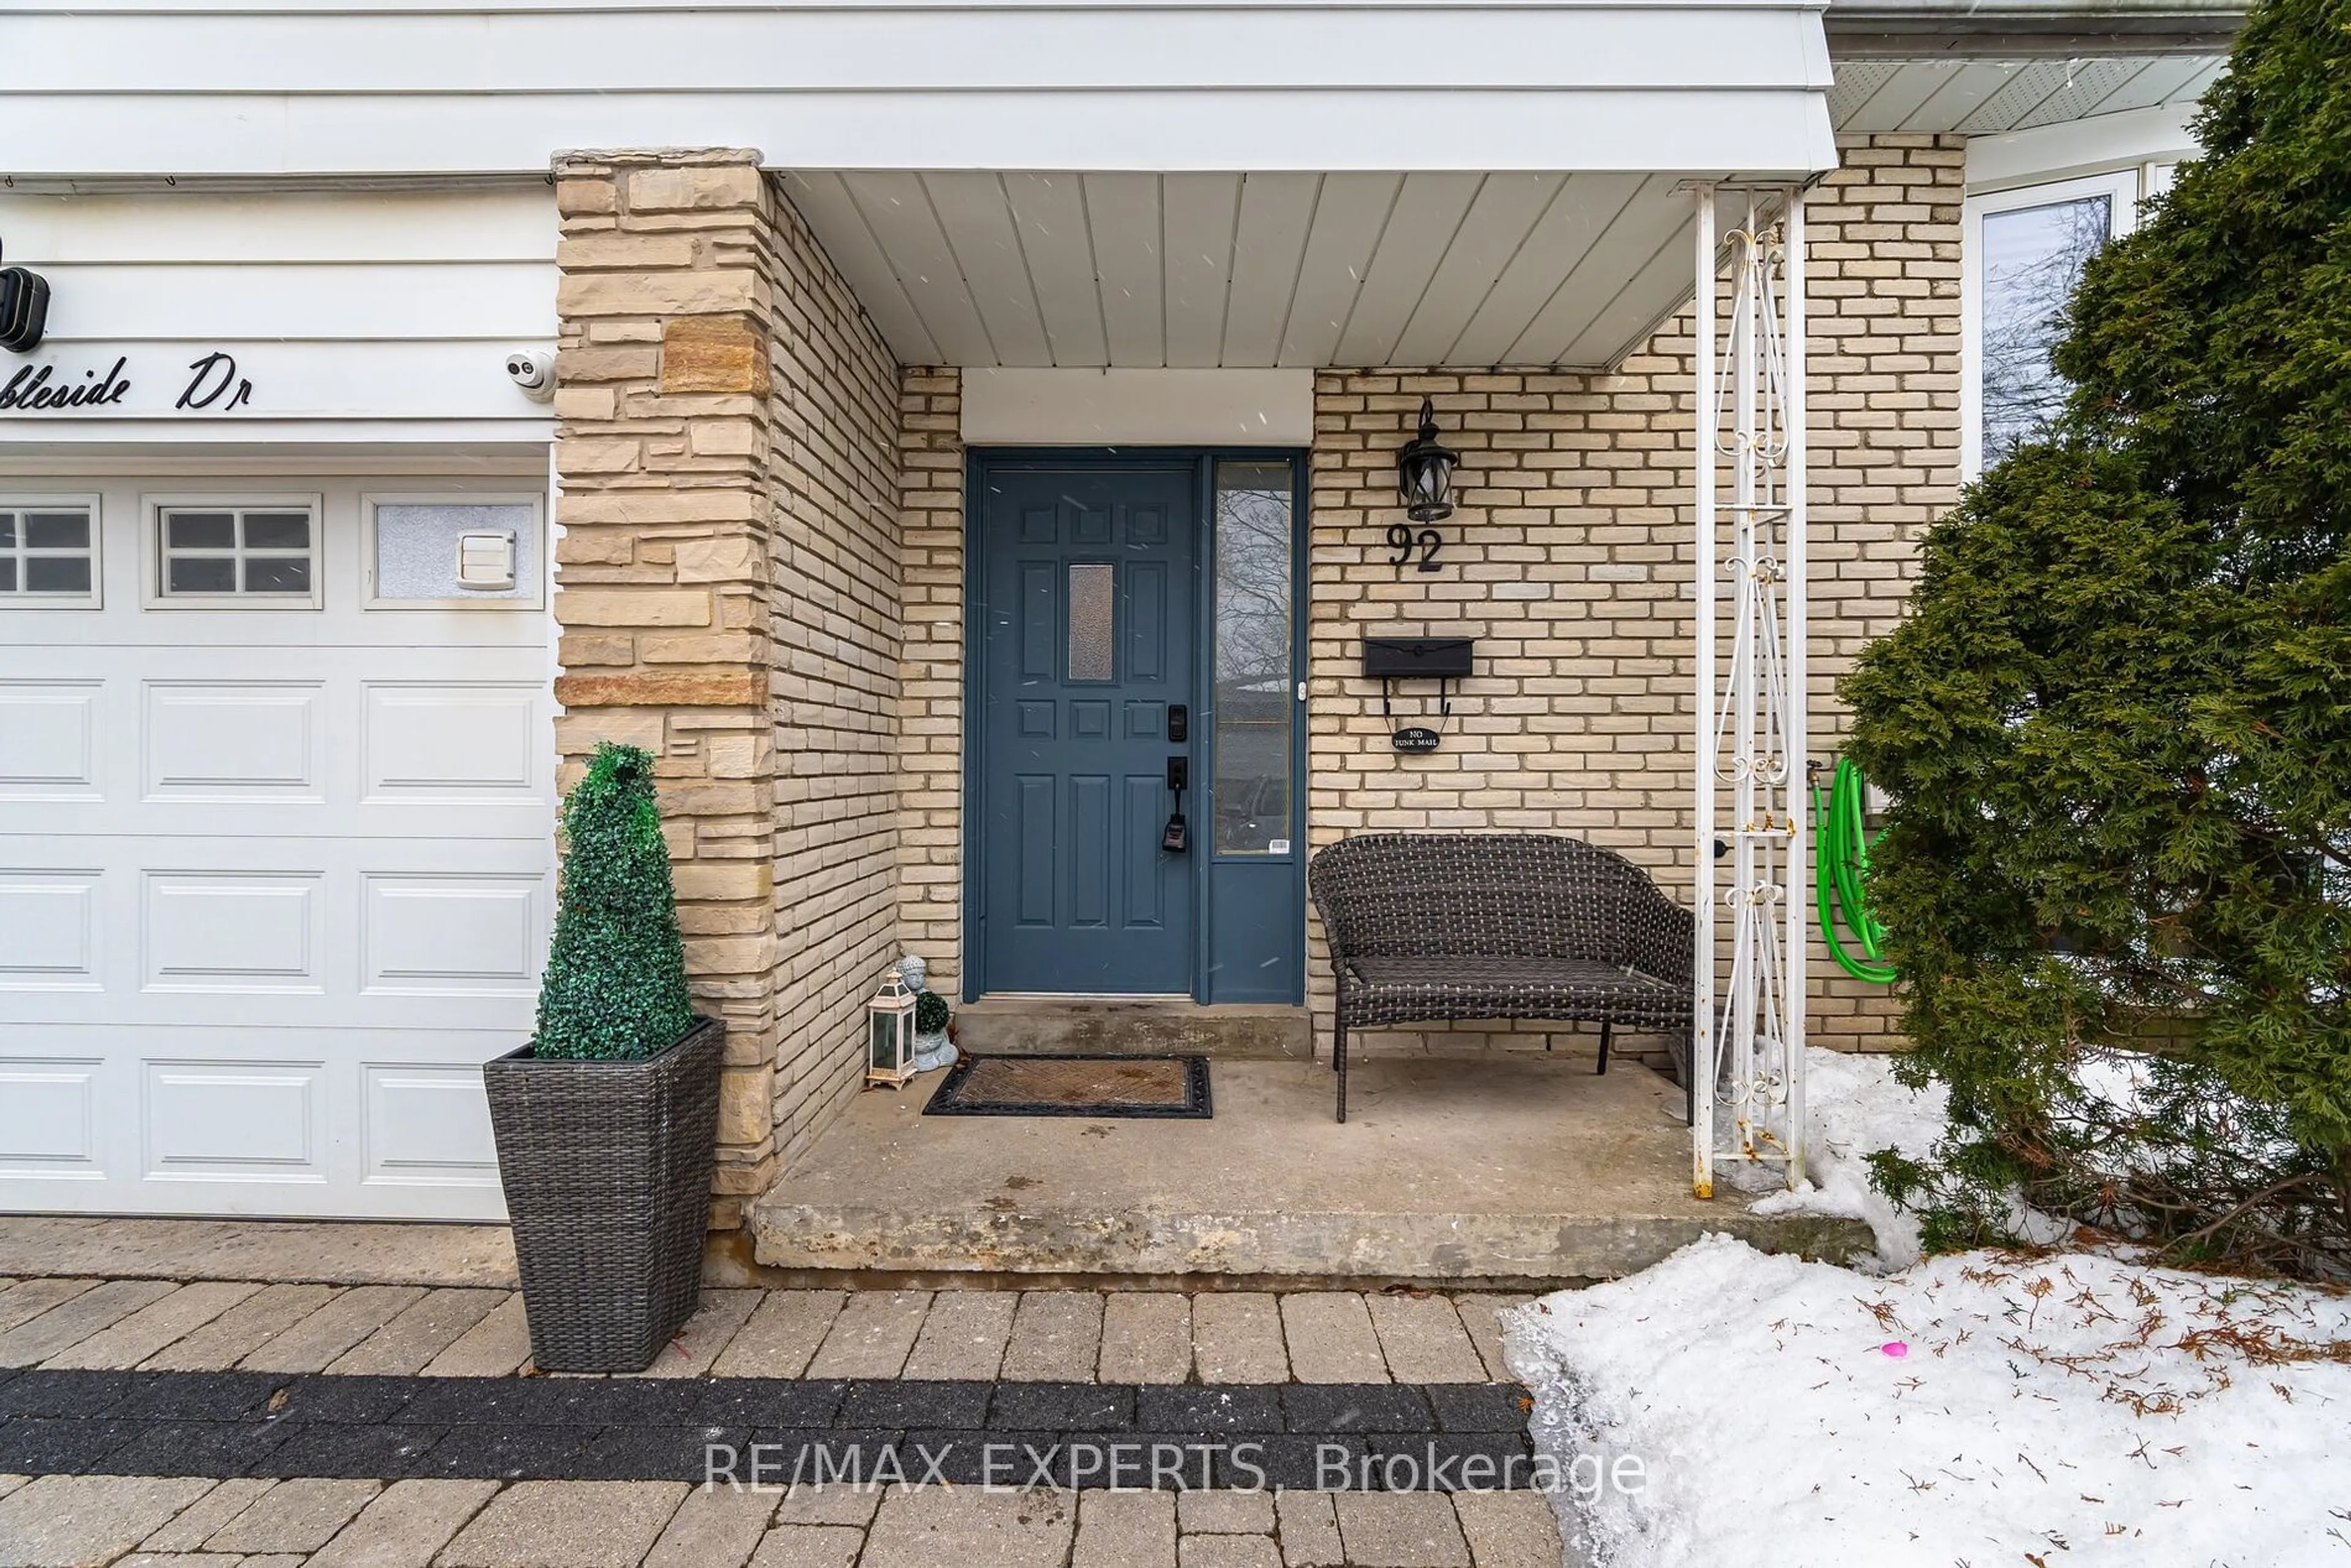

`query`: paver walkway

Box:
[0,1277,1567,1568]
[0,1473,1567,1567]
[1,1278,1530,1387]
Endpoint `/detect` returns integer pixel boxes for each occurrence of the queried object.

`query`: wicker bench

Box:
[1307,833,1697,1123]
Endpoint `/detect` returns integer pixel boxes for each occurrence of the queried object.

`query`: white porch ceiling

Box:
[785,170,1709,372]
[786,47,2221,372]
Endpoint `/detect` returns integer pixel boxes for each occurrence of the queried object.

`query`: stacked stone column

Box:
[550,150,788,1223]
[552,149,910,1222]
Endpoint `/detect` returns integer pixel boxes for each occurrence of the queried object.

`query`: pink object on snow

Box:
[1880,1341,1910,1358]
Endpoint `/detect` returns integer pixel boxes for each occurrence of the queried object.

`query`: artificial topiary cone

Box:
[534,741,696,1060]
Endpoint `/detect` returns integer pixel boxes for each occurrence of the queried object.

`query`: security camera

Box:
[504,349,555,402]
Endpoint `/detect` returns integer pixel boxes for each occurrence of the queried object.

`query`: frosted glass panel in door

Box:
[1212,460,1293,855]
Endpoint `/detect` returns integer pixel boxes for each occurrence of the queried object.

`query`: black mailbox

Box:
[1361,637,1473,679]
[1362,639,1472,742]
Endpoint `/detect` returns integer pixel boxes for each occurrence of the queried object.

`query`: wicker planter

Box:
[482,1015,723,1373]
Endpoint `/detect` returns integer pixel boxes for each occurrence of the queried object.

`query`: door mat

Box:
[922,1053,1212,1119]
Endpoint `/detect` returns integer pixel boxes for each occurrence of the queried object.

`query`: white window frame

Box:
[1961,168,2143,481]
[143,492,326,610]
[360,490,547,611]
[0,492,103,609]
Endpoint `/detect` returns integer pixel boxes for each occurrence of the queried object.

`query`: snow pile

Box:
[1512,1242,2351,1566]
[1748,1046,1947,1268]
[1507,1046,2351,1567]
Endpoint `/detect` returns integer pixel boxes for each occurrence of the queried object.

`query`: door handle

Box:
[1163,755,1190,852]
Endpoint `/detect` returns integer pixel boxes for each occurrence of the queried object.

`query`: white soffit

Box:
[961,370,1314,446]
[787,170,1730,370]
[1827,54,2222,133]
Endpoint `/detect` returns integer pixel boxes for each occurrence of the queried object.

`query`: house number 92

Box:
[1386,523,1442,573]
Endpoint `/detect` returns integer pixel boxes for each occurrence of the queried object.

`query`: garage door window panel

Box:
[150,498,323,607]
[362,493,544,610]
[0,498,101,606]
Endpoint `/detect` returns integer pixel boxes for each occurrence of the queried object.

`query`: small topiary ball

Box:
[914,991,951,1035]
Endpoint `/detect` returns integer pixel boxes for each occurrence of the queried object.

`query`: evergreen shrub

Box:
[1844,0,2351,1278]
[533,741,697,1062]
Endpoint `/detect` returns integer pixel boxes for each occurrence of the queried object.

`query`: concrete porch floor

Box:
[750,1056,1869,1286]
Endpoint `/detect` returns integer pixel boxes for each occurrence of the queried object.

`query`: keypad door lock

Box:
[1163,756,1190,853]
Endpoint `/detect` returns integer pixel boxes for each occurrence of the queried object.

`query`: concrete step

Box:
[748,1056,1872,1288]
[953,997,1313,1060]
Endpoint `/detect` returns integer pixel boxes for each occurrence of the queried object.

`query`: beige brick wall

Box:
[883,141,1946,1062]
[1306,135,1962,1064]
[885,137,1956,1067]
[552,149,906,1225]
[896,370,966,995]
[551,135,1954,1221]
[762,174,910,1184]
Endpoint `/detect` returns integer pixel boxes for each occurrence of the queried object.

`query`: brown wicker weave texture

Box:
[482,1016,723,1372]
[1307,834,1696,1123]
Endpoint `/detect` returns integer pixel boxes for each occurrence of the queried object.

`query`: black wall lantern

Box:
[1394,396,1458,522]
[0,239,51,355]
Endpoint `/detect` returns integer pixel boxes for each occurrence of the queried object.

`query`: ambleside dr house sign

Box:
[1,239,261,415]
[0,216,553,426]
[1,350,255,414]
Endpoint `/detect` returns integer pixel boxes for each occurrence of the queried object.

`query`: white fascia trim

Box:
[9,4,1829,92]
[961,370,1315,448]
[2,91,1838,180]
[1967,102,2199,192]
[24,0,1829,11]
[2,3,1837,178]
[0,422,557,452]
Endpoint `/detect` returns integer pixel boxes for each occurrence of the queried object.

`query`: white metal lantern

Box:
[866,970,918,1088]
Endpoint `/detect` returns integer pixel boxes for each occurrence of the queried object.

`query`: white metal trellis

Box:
[1692,184,1808,1200]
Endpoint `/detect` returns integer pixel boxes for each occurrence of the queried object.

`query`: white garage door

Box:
[0,476,555,1219]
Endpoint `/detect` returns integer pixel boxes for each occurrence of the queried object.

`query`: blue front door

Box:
[977,463,1196,994]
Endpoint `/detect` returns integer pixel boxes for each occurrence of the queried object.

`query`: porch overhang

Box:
[6,0,1830,372]
[2,0,1835,182]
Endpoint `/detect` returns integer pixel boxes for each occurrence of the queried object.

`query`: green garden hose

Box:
[1813,757,1899,984]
